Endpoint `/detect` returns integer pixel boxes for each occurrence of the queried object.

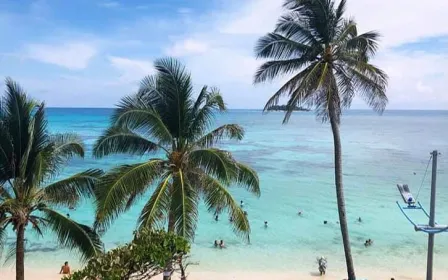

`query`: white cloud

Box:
[98,1,120,8]
[108,56,154,83]
[219,0,282,35]
[165,39,209,57]
[346,0,448,47]
[24,42,97,70]
[178,8,193,14]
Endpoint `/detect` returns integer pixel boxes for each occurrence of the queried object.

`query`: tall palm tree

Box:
[254,1,388,279]
[93,58,260,280]
[0,78,103,280]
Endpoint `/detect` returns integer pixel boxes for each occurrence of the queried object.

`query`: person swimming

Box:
[214,240,218,248]
[298,211,302,216]
[240,200,244,207]
[219,240,225,248]
[66,213,70,218]
[215,215,219,221]
[364,239,373,247]
[358,217,362,223]
[264,221,268,228]
[323,220,328,225]
[59,261,71,275]
[229,216,234,222]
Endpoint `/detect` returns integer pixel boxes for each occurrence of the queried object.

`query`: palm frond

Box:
[274,13,320,47]
[42,208,103,261]
[93,126,159,158]
[112,100,173,146]
[188,149,236,183]
[95,160,164,229]
[200,174,250,241]
[344,31,381,58]
[138,174,172,230]
[231,162,260,196]
[170,170,198,240]
[254,56,315,84]
[51,133,85,160]
[194,124,244,148]
[188,88,226,140]
[255,32,313,60]
[43,169,103,207]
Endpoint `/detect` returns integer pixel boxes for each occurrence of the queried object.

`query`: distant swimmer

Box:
[66,213,70,218]
[229,216,234,222]
[243,211,248,216]
[323,220,328,225]
[298,211,302,216]
[264,221,268,228]
[358,217,362,223]
[214,240,218,248]
[215,215,219,221]
[413,172,416,175]
[240,200,244,208]
[219,240,225,249]
[69,206,75,210]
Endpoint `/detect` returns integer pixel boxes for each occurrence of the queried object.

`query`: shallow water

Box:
[7,108,448,273]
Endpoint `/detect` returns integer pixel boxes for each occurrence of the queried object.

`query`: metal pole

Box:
[426,150,438,280]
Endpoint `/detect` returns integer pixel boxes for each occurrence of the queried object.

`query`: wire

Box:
[415,155,433,202]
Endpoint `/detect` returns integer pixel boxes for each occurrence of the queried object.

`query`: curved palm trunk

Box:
[163,213,176,280]
[16,224,25,280]
[329,106,356,280]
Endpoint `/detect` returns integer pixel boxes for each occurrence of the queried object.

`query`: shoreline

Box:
[2,267,448,280]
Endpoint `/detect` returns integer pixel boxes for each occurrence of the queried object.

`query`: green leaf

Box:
[194,124,244,148]
[93,126,159,158]
[95,160,164,229]
[42,208,103,261]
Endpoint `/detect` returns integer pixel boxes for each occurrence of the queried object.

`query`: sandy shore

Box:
[2,268,448,280]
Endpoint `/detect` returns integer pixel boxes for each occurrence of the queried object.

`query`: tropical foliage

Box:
[93,57,260,242]
[0,78,104,280]
[254,0,388,279]
[66,229,190,280]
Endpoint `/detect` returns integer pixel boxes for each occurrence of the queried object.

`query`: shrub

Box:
[67,229,190,280]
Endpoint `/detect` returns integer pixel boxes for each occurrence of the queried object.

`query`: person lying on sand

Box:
[59,261,71,275]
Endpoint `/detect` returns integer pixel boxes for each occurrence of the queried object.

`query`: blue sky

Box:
[0,0,448,109]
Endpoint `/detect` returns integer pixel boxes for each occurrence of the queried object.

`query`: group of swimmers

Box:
[214,240,225,249]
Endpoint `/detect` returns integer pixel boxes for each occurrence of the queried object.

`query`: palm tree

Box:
[254,1,388,279]
[93,58,260,280]
[0,78,104,280]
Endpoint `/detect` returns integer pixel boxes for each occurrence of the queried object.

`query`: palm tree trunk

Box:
[16,224,25,280]
[328,106,356,280]
[163,213,176,280]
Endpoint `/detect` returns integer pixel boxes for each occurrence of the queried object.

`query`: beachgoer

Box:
[358,217,362,223]
[243,211,248,216]
[66,213,70,218]
[215,215,219,221]
[229,216,234,222]
[240,200,244,207]
[59,261,71,275]
[214,240,218,248]
[298,211,302,216]
[264,221,268,228]
[323,220,327,225]
[219,240,225,248]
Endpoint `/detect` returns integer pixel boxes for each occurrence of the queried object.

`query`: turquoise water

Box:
[9,109,448,273]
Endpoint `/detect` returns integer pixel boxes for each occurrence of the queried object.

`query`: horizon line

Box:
[44,107,448,111]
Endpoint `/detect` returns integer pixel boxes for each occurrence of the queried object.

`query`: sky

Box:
[0,0,447,109]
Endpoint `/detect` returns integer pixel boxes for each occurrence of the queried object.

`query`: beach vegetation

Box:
[253,0,388,279]
[66,229,189,280]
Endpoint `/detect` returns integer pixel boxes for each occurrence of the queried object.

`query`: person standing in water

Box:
[240,200,244,208]
[264,221,268,228]
[59,261,71,275]
[215,214,219,221]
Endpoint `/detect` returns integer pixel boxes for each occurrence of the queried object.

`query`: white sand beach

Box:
[2,267,448,280]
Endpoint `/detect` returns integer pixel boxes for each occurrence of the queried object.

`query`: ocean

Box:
[7,108,448,273]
